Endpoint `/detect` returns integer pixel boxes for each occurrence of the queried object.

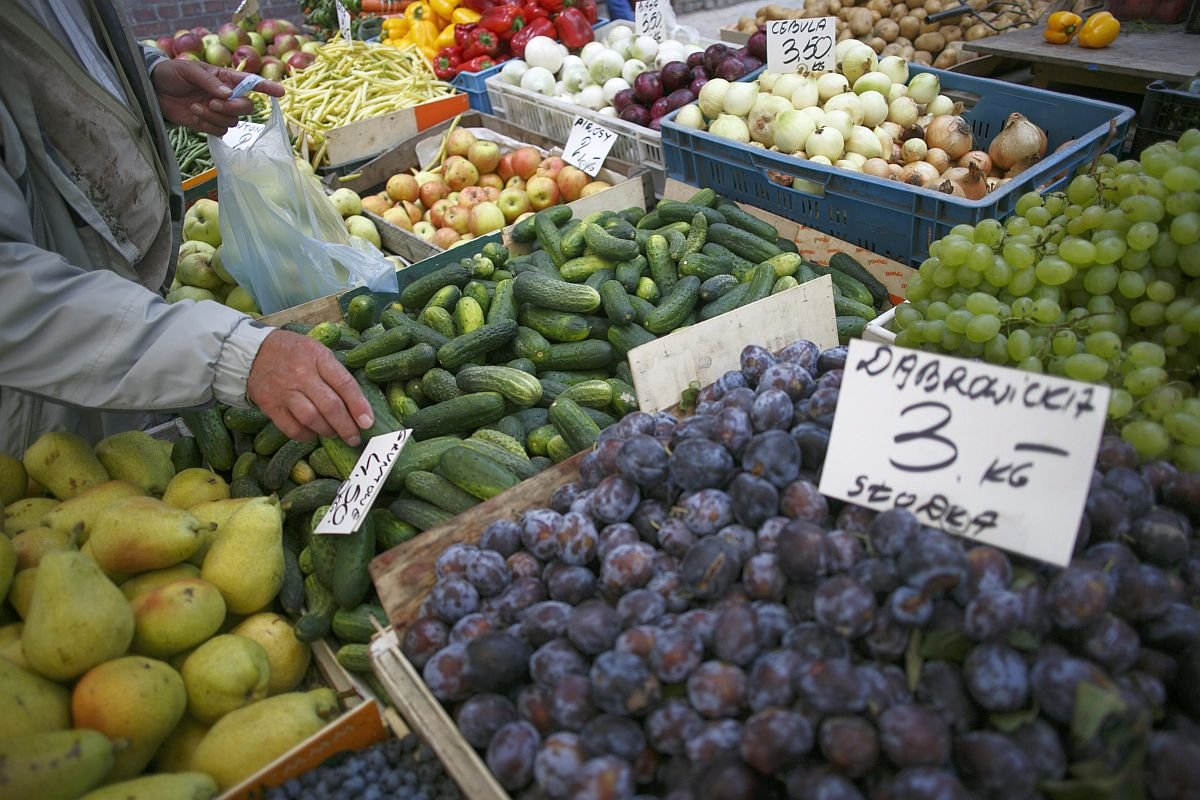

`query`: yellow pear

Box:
[3,497,60,534]
[94,430,176,495]
[231,613,311,695]
[163,468,230,509]
[0,451,26,505]
[79,772,219,800]
[187,497,254,566]
[201,496,284,615]
[21,551,134,681]
[153,714,211,773]
[10,526,72,570]
[71,655,187,781]
[40,480,145,543]
[0,532,13,604]
[0,657,71,734]
[9,567,38,619]
[0,622,26,667]
[22,431,110,500]
[0,728,115,800]
[131,578,226,659]
[180,634,271,723]
[190,688,340,789]
[79,539,132,584]
[120,563,201,601]
[89,496,205,575]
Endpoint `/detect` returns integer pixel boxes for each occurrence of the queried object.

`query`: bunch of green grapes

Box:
[894,128,1200,469]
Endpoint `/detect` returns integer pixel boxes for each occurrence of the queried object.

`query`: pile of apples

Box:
[142,18,316,81]
[360,129,612,250]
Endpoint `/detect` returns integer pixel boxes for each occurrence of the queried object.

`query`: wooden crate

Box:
[321,93,471,170]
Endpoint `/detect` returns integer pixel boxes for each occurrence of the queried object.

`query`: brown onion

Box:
[888,162,904,179]
[900,160,939,186]
[988,112,1047,171]
[925,115,974,160]
[939,163,988,200]
[924,146,950,173]
[959,150,991,173]
[864,157,892,178]
[1005,154,1040,178]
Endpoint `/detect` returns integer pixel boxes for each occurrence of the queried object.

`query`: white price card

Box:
[562,116,618,177]
[336,0,353,45]
[220,120,265,150]
[766,16,837,75]
[234,0,260,22]
[315,430,411,535]
[636,0,669,42]
[818,340,1110,567]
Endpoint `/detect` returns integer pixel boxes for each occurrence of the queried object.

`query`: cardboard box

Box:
[317,93,470,171]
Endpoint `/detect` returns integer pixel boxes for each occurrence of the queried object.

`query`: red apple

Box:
[555,165,590,202]
[483,186,500,203]
[497,188,532,223]
[191,26,211,37]
[247,31,267,55]
[469,202,506,237]
[383,207,413,230]
[258,18,281,42]
[218,22,249,52]
[505,177,527,192]
[156,35,177,56]
[285,50,314,72]
[174,31,203,56]
[538,156,566,179]
[276,19,299,36]
[429,199,455,228]
[467,141,501,174]
[443,205,471,235]
[418,178,449,209]
[413,221,437,241]
[510,147,542,180]
[443,156,480,192]
[433,227,461,249]
[497,153,516,182]
[362,193,393,215]
[174,51,201,61]
[403,201,423,224]
[204,44,232,67]
[477,173,504,191]
[233,45,261,73]
[275,33,300,55]
[446,128,477,158]
[579,180,612,198]
[259,56,285,81]
[458,186,489,208]
[386,174,419,203]
[526,176,560,211]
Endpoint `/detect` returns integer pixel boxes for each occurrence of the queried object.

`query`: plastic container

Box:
[1132,80,1200,154]
[660,65,1135,266]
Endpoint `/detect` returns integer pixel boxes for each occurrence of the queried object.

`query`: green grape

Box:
[1067,175,1098,205]
[1052,330,1078,357]
[974,218,1004,246]
[1108,389,1133,419]
[1011,297,1035,319]
[906,275,933,302]
[1121,247,1151,271]
[907,321,929,343]
[1181,307,1200,334]
[1166,190,1200,217]
[1088,295,1117,314]
[1006,216,1031,235]
[1002,241,1035,269]
[1009,232,1039,248]
[955,265,983,289]
[1121,420,1172,460]
[933,261,960,288]
[895,304,923,329]
[912,299,932,316]
[965,313,1001,343]
[1126,221,1160,251]
[1035,256,1075,286]
[946,308,972,334]
[1084,331,1122,359]
[1032,298,1061,323]
[925,301,951,321]
[1171,444,1200,472]
[1044,194,1067,216]
[1149,235,1179,268]
[947,292,969,309]
[918,256,940,279]
[1124,366,1168,396]
[894,328,919,348]
[1164,412,1200,446]
[1141,145,1179,178]
[1017,355,1044,373]
[1121,195,1166,223]
[923,319,948,343]
[1064,203,1084,219]
[940,235,972,267]
[1058,237,1096,266]
[1131,301,1166,328]
[1015,192,1042,216]
[983,334,1009,365]
[964,292,1000,316]
[1063,353,1108,382]
[1166,297,1197,323]
[1181,131,1200,149]
[1146,280,1177,304]
[984,257,1012,288]
[1182,398,1200,416]
[1066,216,1089,237]
[928,240,942,259]
[1007,329,1033,361]
[1023,206,1051,228]
[1166,320,1191,346]
[1009,268,1038,297]
[1047,357,1067,377]
[966,243,993,272]
[1098,153,1120,168]
[940,330,963,351]
[1083,264,1120,296]
[1128,341,1166,367]
[1080,205,1106,229]
[1171,211,1200,246]
[1179,242,1200,277]
[1101,209,1132,233]
[1094,235,1127,265]
[959,339,985,358]
[1155,264,1183,286]
[1118,271,1146,299]
[1143,385,1183,419]
[1163,164,1200,193]
[950,224,976,240]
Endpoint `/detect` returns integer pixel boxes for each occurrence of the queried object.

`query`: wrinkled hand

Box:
[152,60,284,136]
[247,330,373,445]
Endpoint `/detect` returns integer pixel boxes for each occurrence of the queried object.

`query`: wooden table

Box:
[964,23,1200,95]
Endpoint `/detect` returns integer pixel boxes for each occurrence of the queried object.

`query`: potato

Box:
[913,49,933,65]
[837,26,854,41]
[807,0,831,14]
[964,23,989,40]
[942,24,962,42]
[898,15,920,38]
[848,6,874,35]
[933,48,958,69]
[919,18,940,34]
[915,31,945,52]
[911,7,927,20]
[867,36,886,53]
[875,17,900,41]
[900,44,915,59]
[866,0,892,14]
[923,0,943,11]
[870,9,881,21]
[890,3,908,20]
[882,42,905,56]
[828,0,843,13]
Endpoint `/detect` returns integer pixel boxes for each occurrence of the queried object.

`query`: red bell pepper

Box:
[538,0,563,13]
[479,4,528,40]
[459,54,498,73]
[511,16,554,58]
[434,47,462,80]
[461,0,500,13]
[454,22,476,48]
[571,0,597,24]
[463,26,501,59]
[554,7,592,49]
[521,1,549,21]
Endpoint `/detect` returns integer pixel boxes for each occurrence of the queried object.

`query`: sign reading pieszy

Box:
[818,340,1109,566]
[315,430,411,535]
[766,16,837,75]
[562,116,618,177]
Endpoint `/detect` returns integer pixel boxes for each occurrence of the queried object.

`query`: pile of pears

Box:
[0,430,339,799]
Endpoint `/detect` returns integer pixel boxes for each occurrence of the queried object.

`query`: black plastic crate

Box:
[1132,80,1200,154]
[1188,0,1199,32]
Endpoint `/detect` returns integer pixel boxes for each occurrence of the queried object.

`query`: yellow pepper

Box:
[1079,11,1120,49]
[405,1,434,23]
[430,0,459,23]
[1043,11,1081,44]
[387,16,410,37]
[451,7,480,24]
[409,18,439,50]
[434,23,456,49]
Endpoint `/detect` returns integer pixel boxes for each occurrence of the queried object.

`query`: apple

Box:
[232,45,261,73]
[258,18,281,41]
[211,245,235,283]
[247,31,267,55]
[202,33,220,49]
[386,173,419,203]
[526,176,560,211]
[183,199,221,246]
[346,215,381,247]
[429,199,454,228]
[505,176,527,192]
[382,207,414,231]
[274,33,300,55]
[445,192,460,206]
[413,221,437,241]
[301,41,322,56]
[403,201,424,224]
[458,186,489,208]
[444,156,480,192]
[191,26,212,37]
[579,180,612,198]
[218,22,249,52]
[155,35,177,56]
[418,178,449,209]
[443,205,472,234]
[174,52,201,61]
[556,165,589,202]
[433,227,462,249]
[497,153,516,182]
[286,51,314,72]
[178,240,216,259]
[204,44,232,67]
[277,19,299,36]
[174,32,203,56]
[538,156,566,179]
[362,193,392,215]
[446,128,477,158]
[510,147,542,180]
[497,188,532,223]
[260,56,285,81]
[469,202,506,237]
[329,188,363,218]
[477,173,504,191]
[483,186,500,203]
[467,141,501,174]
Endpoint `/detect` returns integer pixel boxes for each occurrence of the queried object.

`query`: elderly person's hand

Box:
[152,60,285,136]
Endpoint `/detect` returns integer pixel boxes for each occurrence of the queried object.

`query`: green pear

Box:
[21,551,134,681]
[120,563,201,601]
[40,480,145,543]
[0,657,71,735]
[89,496,205,575]
[0,451,27,505]
[0,728,114,800]
[94,431,176,495]
[0,533,13,604]
[163,468,230,509]
[3,497,60,534]
[211,245,235,284]
[80,772,219,800]
[22,431,110,500]
[186,497,254,566]
[71,655,187,781]
[231,613,311,695]
[0,622,27,667]
[10,526,72,570]
[166,286,219,304]
[224,285,261,315]
[180,634,271,723]
[190,688,340,789]
[131,578,226,659]
[154,714,211,773]
[8,567,37,619]
[200,496,284,615]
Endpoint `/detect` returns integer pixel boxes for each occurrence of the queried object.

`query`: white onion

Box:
[988,112,1048,171]
[630,36,658,63]
[773,109,817,154]
[772,74,804,100]
[889,163,903,179]
[887,83,908,103]
[879,121,903,140]
[655,42,687,70]
[758,71,779,92]
[817,73,850,103]
[621,59,648,85]
[500,60,528,86]
[927,94,955,117]
[844,152,868,167]
[824,93,864,126]
[520,66,556,95]
[562,62,592,93]
[554,82,569,100]
[599,106,617,117]
[840,43,877,85]
[698,78,729,118]
[722,81,759,117]
[822,109,853,139]
[864,157,892,178]
[802,106,826,125]
[902,138,928,163]
[859,91,889,128]
[589,50,625,83]
[749,95,794,146]
[809,155,833,166]
[579,41,607,67]
[874,126,893,160]
[906,72,940,105]
[710,114,751,143]
[835,39,864,62]
[853,71,892,97]
[602,77,630,104]
[609,37,633,60]
[576,84,605,110]
[806,126,845,161]
[836,158,863,172]
[785,79,816,112]
[676,104,706,130]
[605,25,634,45]
[925,115,974,160]
[847,125,884,159]
[888,96,919,127]
[877,55,909,86]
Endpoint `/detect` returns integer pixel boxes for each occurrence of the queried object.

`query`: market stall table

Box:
[963,23,1200,95]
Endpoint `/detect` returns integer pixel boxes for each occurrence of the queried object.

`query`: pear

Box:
[131,578,226,659]
[0,532,13,604]
[10,526,72,570]
[40,479,145,542]
[3,497,60,534]
[120,563,201,601]
[231,613,311,695]
[8,567,38,619]
[94,430,176,495]
[0,622,24,667]
[0,658,71,735]
[89,496,205,575]
[190,688,340,789]
[71,655,187,781]
[186,497,254,566]
[153,714,211,773]
[163,468,230,509]
[180,634,271,723]
[22,431,110,500]
[0,728,114,800]
[79,539,132,584]
[201,496,284,614]
[21,551,134,681]
[79,772,219,800]
[0,451,26,505]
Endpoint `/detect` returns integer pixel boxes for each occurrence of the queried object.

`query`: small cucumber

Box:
[399,263,471,309]
[294,574,336,642]
[715,200,780,243]
[418,306,456,338]
[405,470,480,514]
[424,285,462,314]
[561,380,613,409]
[549,396,601,453]
[421,368,463,403]
[519,307,592,343]
[438,446,521,500]
[645,234,676,296]
[437,320,519,370]
[514,272,602,314]
[584,223,640,261]
[644,275,701,335]
[346,294,377,332]
[372,508,417,550]
[837,315,869,343]
[514,326,552,363]
[599,280,636,325]
[699,274,740,302]
[263,439,319,491]
[380,309,451,348]
[223,406,270,434]
[332,604,388,644]
[615,256,647,293]
[834,295,877,320]
[454,296,486,334]
[607,322,656,355]
[607,379,639,416]
[181,408,235,472]
[534,211,567,267]
[171,437,202,472]
[280,479,342,515]
[486,279,518,325]
[365,343,439,383]
[539,340,614,371]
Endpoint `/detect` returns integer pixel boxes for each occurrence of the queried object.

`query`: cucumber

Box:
[346,294,377,332]
[437,320,519,370]
[519,306,592,343]
[776,237,798,253]
[308,447,340,479]
[494,415,527,443]
[330,513,375,610]
[513,407,551,433]
[715,200,780,243]
[454,296,486,334]
[636,210,664,229]
[796,262,822,285]
[332,604,388,644]
[471,428,528,457]
[514,272,602,314]
[279,547,305,616]
[438,446,521,500]
[459,439,539,480]
[678,252,734,281]
[482,241,509,268]
[561,379,613,409]
[608,322,656,355]
[700,274,740,302]
[405,392,506,439]
[263,439,319,491]
[583,268,616,292]
[546,434,574,463]
[645,234,676,296]
[688,188,718,207]
[389,498,454,531]
[467,254,496,279]
[539,340,614,371]
[812,263,875,308]
[418,306,456,338]
[665,228,689,262]
[537,370,610,385]
[486,278,518,325]
[585,315,611,343]
[834,295,877,320]
[556,255,613,283]
[657,201,726,226]
[626,295,656,324]
[229,475,263,499]
[514,326,552,364]
[579,406,618,429]
[181,409,235,472]
[526,424,557,457]
[336,643,372,673]
[600,280,636,325]
[372,508,417,550]
[773,275,800,293]
[510,252,559,279]
[707,223,783,263]
[280,479,342,515]
[386,435,463,490]
[355,372,402,438]
[424,285,462,314]
[380,309,451,348]
[456,365,543,406]
[385,384,421,424]
[232,451,260,482]
[294,574,336,642]
[399,264,471,309]
[584,223,640,261]
[837,315,869,343]
[306,322,341,348]
[739,262,777,309]
[702,242,755,275]
[699,281,752,320]
[635,277,661,304]
[644,275,701,334]
[559,219,588,259]
[549,396,601,453]
[319,437,361,481]
[615,360,634,385]
[405,470,480,514]
[223,406,270,434]
[615,256,647,293]
[421,368,463,403]
[171,437,202,472]
[830,252,890,306]
[534,211,567,267]
[360,324,385,341]
[537,379,569,407]
[365,342,439,383]
[617,207,646,225]
[607,379,639,416]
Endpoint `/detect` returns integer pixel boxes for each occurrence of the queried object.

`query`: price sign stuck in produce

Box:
[562,116,618,177]
[636,0,668,42]
[315,430,411,535]
[766,16,836,75]
[818,340,1110,567]
[336,0,353,45]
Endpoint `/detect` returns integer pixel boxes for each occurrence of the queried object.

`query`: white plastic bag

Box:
[210,98,394,314]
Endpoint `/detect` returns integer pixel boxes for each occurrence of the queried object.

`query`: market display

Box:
[263,733,458,800]
[140,17,313,80]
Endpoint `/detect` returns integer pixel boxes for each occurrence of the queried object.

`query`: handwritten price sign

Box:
[220,120,265,151]
[315,430,411,535]
[562,116,618,177]
[336,0,353,45]
[766,16,836,75]
[819,340,1109,566]
[636,0,668,42]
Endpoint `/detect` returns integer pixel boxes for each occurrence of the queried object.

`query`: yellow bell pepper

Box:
[1079,11,1120,49]
[389,16,410,37]
[405,1,434,23]
[409,18,439,50]
[431,0,459,23]
[452,7,480,24]
[434,23,457,50]
[1043,11,1081,44]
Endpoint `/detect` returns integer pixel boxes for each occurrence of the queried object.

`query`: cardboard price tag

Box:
[221,120,266,150]
[818,340,1109,567]
[336,0,353,45]
[636,0,669,41]
[766,16,836,75]
[234,0,260,22]
[562,116,618,177]
[315,430,411,535]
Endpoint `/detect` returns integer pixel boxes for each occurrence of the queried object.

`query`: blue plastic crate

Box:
[660,65,1134,267]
